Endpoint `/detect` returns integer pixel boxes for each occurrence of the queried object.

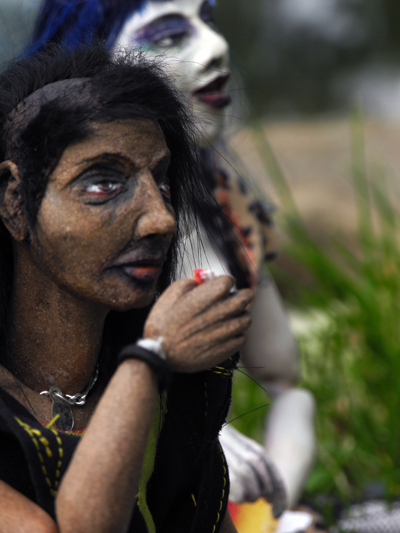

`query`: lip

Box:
[192,74,231,109]
[107,252,167,282]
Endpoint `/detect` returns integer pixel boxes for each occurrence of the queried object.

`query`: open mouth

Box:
[193,74,231,109]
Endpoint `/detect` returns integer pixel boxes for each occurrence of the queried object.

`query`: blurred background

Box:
[215,1,400,529]
[2,0,400,529]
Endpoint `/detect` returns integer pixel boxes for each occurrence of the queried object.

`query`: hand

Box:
[144,276,253,373]
[219,425,287,518]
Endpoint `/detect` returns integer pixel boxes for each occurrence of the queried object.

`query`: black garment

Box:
[0,357,236,532]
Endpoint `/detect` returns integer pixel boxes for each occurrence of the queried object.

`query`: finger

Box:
[193,335,247,368]
[174,335,246,372]
[199,289,254,323]
[180,275,236,316]
[180,312,251,347]
[157,278,197,307]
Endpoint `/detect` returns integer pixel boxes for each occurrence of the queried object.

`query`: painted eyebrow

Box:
[134,14,191,40]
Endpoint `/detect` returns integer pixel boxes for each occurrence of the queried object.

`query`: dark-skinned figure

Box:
[0,43,254,533]
[24,1,317,528]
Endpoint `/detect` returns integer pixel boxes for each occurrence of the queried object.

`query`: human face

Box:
[30,119,176,312]
[116,0,230,146]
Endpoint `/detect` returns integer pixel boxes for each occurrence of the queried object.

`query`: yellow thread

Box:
[15,417,63,500]
[191,494,197,506]
[211,444,227,532]
[46,414,60,429]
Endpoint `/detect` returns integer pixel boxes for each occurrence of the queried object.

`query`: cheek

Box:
[35,198,118,272]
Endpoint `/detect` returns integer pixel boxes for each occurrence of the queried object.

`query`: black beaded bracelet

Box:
[117,344,172,393]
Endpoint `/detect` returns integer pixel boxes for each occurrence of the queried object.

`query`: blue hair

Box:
[27,0,159,55]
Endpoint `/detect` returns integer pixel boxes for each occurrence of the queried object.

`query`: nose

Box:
[193,22,230,74]
[134,173,176,240]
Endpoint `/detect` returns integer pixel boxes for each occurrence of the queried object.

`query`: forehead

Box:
[49,119,168,184]
[123,0,212,30]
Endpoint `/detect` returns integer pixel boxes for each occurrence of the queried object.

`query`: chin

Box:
[192,101,227,147]
[101,282,156,313]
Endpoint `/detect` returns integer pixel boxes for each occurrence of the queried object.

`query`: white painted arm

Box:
[223,283,315,513]
[264,387,316,510]
[240,281,299,383]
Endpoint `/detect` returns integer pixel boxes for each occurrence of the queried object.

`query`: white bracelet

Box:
[136,337,167,360]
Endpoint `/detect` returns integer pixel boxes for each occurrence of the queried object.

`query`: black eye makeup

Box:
[134,15,193,49]
[77,166,128,204]
[152,160,171,201]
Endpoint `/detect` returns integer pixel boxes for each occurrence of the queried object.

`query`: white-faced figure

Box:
[116,0,230,145]
[27,0,317,524]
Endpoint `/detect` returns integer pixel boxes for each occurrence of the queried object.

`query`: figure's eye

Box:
[85,181,124,198]
[200,0,216,27]
[153,31,187,48]
[135,16,192,50]
[79,167,127,203]
[159,180,171,200]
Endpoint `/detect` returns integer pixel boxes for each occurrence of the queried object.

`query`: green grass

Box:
[230,111,400,504]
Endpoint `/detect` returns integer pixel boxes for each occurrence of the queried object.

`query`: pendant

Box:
[49,387,74,431]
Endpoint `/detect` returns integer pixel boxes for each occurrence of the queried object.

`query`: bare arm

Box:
[2,277,252,532]
[0,359,157,533]
[56,359,158,533]
[0,361,158,533]
[0,481,58,533]
[240,281,299,384]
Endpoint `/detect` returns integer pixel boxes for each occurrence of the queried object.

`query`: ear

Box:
[0,161,28,241]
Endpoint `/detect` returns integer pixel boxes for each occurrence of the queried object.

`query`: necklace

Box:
[40,363,99,431]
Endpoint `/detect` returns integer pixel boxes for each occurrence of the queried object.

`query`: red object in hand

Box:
[193,269,217,284]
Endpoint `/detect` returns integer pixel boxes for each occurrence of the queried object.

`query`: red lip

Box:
[193,74,231,109]
[108,253,167,282]
[121,265,163,282]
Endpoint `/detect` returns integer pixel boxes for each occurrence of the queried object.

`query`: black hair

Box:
[0,42,218,379]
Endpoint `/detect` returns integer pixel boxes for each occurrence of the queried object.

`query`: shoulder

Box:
[214,169,278,269]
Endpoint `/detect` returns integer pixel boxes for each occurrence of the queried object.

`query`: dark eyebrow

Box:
[80,153,132,169]
[135,14,190,40]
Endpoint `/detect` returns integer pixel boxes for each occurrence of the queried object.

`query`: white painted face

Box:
[115,0,230,146]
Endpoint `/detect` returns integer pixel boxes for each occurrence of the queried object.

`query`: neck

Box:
[8,247,108,394]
